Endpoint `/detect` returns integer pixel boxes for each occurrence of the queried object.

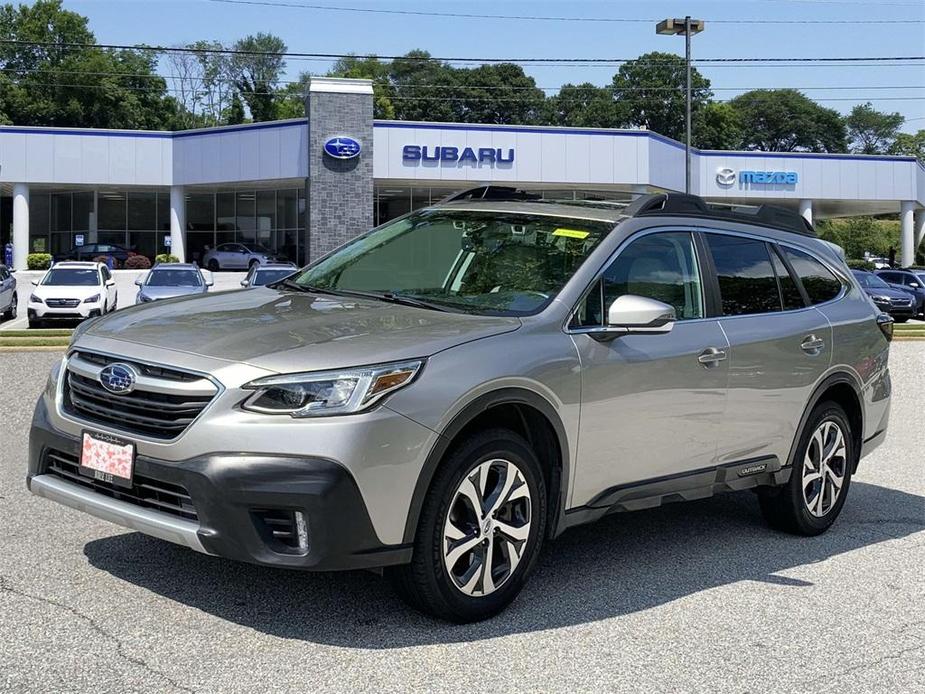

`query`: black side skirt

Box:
[562,456,789,530]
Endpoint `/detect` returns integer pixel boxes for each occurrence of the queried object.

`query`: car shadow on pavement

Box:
[83,481,925,648]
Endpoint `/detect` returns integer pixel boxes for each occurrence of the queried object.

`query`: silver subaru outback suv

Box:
[27,189,892,623]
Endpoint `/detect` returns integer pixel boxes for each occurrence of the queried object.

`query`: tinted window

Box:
[147,269,203,287]
[253,268,295,286]
[706,234,781,315]
[42,269,100,286]
[574,232,703,327]
[878,272,899,283]
[852,271,890,290]
[903,273,922,287]
[101,267,111,281]
[782,247,842,305]
[772,248,805,309]
[0,268,8,280]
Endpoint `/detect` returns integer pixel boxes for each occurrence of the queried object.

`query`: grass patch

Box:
[0,329,73,338]
[0,337,70,347]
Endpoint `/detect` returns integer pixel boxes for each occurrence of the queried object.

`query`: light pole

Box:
[656,16,704,194]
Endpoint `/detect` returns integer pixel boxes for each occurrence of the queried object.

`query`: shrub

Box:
[155,254,180,264]
[92,255,120,269]
[26,253,53,270]
[124,255,152,269]
[846,259,875,271]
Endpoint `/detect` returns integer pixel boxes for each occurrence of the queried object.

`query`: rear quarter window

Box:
[782,246,842,305]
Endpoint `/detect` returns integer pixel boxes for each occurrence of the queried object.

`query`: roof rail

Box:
[624,193,815,236]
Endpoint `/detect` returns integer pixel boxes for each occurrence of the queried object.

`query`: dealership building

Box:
[1,76,924,271]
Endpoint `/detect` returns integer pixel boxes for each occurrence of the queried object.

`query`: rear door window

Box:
[770,247,806,310]
[781,247,843,305]
[705,233,782,316]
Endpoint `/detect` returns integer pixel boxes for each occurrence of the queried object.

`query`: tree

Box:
[327,55,395,119]
[611,52,712,141]
[693,102,744,150]
[889,129,925,162]
[0,0,179,129]
[727,89,847,152]
[453,63,545,125]
[228,32,286,122]
[276,71,311,120]
[846,102,904,154]
[544,83,625,128]
[389,50,459,123]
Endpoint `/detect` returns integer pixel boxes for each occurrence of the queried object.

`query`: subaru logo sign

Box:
[715,167,736,186]
[99,363,137,394]
[323,136,361,160]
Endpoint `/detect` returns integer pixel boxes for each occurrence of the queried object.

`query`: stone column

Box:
[306,77,374,263]
[12,183,29,271]
[169,185,186,263]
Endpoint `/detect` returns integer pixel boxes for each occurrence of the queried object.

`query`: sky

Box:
[63,0,925,132]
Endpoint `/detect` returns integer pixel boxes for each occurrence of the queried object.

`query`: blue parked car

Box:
[852,270,916,322]
[875,268,925,318]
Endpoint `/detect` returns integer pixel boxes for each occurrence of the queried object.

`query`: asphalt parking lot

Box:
[1,347,923,693]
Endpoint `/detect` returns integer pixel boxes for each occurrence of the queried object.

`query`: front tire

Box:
[2,293,15,320]
[389,428,547,623]
[759,401,855,536]
[894,317,909,323]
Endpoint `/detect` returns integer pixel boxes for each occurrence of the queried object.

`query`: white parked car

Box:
[27,261,117,328]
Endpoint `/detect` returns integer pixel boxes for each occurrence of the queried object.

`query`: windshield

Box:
[853,272,889,289]
[42,269,99,286]
[146,269,203,287]
[253,268,295,286]
[290,209,614,315]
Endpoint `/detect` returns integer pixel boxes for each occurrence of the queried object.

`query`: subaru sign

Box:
[323,136,361,160]
[403,145,515,165]
[716,166,798,186]
[98,363,137,395]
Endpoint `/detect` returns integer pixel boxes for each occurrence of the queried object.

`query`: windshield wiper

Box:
[274,279,343,296]
[333,289,451,312]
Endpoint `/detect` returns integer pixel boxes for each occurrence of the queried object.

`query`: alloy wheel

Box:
[442,458,532,597]
[802,420,847,518]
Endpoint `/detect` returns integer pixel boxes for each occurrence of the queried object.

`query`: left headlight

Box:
[83,294,100,304]
[241,360,424,418]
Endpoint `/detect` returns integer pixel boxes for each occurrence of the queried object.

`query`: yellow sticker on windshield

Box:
[553,228,590,240]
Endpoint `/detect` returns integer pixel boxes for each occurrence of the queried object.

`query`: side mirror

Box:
[910,282,920,288]
[240,279,248,287]
[205,277,214,287]
[106,279,116,287]
[604,295,676,335]
[31,279,38,286]
[134,277,143,286]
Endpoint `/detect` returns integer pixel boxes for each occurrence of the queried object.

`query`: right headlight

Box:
[29,294,43,304]
[241,360,423,418]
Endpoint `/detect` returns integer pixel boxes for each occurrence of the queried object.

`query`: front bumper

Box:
[27,400,413,571]
[29,302,100,320]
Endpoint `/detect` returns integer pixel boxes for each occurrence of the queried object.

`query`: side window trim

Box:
[771,243,811,308]
[777,241,848,307]
[692,231,722,318]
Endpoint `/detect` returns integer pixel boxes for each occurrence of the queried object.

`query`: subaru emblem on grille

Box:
[99,363,137,394]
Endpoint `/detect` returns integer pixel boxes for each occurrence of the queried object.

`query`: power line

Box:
[2,39,923,65]
[203,0,925,24]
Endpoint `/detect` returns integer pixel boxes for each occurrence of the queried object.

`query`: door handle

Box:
[698,347,727,367]
[801,335,825,354]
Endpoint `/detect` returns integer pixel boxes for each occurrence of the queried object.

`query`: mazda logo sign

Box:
[716,167,736,186]
[99,363,137,394]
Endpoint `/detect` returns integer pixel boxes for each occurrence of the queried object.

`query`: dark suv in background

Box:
[852,270,916,322]
[876,268,925,318]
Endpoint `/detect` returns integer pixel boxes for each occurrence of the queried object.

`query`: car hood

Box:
[139,285,206,300]
[33,284,101,299]
[83,288,522,372]
[866,286,913,300]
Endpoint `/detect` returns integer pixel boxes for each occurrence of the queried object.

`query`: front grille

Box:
[46,298,81,308]
[62,352,217,440]
[890,297,912,307]
[44,449,198,522]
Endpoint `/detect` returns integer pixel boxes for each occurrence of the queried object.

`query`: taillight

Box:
[876,313,894,342]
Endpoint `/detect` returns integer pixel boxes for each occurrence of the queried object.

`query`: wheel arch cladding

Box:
[790,373,864,472]
[402,388,569,544]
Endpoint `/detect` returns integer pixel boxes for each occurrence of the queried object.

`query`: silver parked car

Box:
[27,190,892,623]
[240,261,298,288]
[202,242,279,272]
[0,264,17,321]
[135,263,213,303]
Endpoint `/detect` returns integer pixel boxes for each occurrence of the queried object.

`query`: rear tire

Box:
[207,259,220,272]
[388,428,547,623]
[759,401,855,536]
[895,317,909,323]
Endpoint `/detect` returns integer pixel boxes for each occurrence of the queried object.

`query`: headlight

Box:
[242,360,423,417]
[83,294,100,304]
[29,294,43,304]
[138,294,153,303]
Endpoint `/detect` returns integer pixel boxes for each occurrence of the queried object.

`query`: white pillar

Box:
[169,186,186,262]
[900,201,916,268]
[799,199,813,226]
[914,209,925,250]
[12,183,29,271]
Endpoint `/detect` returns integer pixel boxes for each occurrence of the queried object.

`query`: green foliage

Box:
[327,56,394,119]
[816,217,900,260]
[545,82,625,129]
[155,254,180,263]
[693,102,744,150]
[229,33,287,122]
[611,52,712,141]
[845,259,875,271]
[728,89,847,153]
[889,129,925,162]
[846,103,904,154]
[0,0,179,129]
[26,253,52,270]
